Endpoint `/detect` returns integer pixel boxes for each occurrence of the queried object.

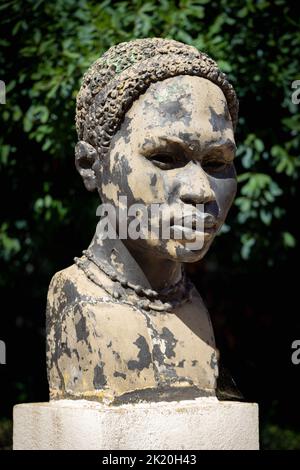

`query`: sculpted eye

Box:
[148,153,186,170]
[202,159,229,173]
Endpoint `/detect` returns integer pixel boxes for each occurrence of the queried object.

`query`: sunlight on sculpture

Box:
[46,38,239,403]
[14,38,259,450]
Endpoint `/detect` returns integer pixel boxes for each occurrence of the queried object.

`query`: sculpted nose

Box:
[178,161,216,205]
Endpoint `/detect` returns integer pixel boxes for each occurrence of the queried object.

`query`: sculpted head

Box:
[75,38,238,263]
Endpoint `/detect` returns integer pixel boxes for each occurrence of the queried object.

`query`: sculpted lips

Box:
[171,209,217,229]
[169,208,218,242]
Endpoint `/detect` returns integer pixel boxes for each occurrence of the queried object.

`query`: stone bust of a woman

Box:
[46,38,239,404]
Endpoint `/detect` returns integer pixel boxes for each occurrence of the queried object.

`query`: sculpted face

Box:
[90,75,237,262]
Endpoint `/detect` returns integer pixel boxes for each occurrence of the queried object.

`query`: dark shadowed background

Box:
[0,0,300,449]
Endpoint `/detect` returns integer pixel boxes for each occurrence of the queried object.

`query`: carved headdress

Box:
[76,38,238,158]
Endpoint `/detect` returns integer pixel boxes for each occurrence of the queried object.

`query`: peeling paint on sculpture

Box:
[46,38,239,404]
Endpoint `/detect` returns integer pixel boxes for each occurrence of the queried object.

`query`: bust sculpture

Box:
[46,38,239,404]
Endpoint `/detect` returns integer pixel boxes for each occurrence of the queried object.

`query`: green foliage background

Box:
[0,0,300,449]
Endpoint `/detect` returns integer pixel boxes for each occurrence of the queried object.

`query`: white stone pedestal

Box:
[13,397,259,450]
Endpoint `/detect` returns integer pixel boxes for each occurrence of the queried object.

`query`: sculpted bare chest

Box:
[47,263,218,404]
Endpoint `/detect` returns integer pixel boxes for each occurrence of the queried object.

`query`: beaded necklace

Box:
[74,249,193,312]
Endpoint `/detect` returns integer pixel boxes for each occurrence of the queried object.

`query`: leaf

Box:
[282,232,296,248]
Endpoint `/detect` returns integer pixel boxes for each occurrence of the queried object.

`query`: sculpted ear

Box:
[75,141,98,192]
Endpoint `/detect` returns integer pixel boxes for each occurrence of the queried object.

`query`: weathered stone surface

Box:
[46,38,240,403]
[76,38,238,159]
[47,263,217,403]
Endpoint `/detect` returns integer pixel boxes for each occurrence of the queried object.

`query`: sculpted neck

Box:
[88,231,182,292]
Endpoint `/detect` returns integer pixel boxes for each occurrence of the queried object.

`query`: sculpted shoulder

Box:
[46,263,157,401]
[46,262,122,317]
